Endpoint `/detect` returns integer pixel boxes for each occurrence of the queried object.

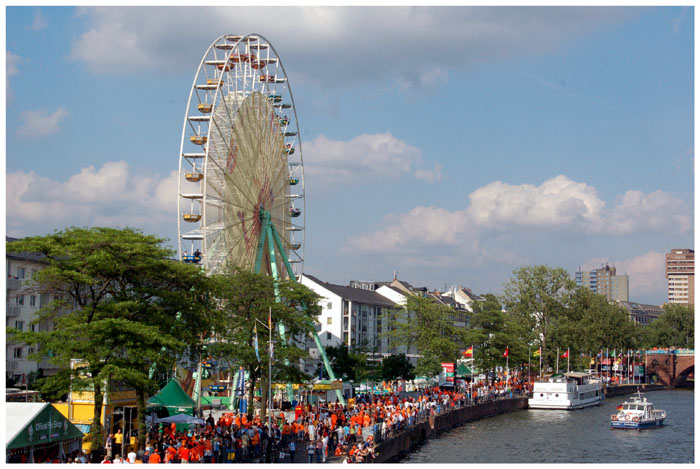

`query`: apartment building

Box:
[6,237,63,384]
[300,274,398,354]
[575,264,629,302]
[666,248,694,305]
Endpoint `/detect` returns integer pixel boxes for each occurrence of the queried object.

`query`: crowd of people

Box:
[89,376,531,464]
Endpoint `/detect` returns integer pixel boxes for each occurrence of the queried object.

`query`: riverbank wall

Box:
[373,397,528,463]
[604,383,665,397]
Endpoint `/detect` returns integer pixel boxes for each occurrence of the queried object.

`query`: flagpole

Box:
[567,348,570,373]
[528,346,531,384]
[556,348,559,374]
[539,348,542,381]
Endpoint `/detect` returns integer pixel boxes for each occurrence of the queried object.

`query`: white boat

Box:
[611,390,666,429]
[528,372,604,410]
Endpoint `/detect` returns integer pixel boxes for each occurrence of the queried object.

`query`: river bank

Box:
[373,397,528,463]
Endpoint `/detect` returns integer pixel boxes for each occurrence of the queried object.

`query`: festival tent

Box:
[6,403,84,463]
[147,379,196,416]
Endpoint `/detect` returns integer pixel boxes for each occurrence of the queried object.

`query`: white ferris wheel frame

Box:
[177,33,305,279]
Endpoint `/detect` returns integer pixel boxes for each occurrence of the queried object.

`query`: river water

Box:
[402,390,694,464]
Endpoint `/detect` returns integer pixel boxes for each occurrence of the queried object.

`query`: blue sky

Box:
[5,6,694,305]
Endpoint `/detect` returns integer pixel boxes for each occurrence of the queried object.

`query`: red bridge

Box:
[644,349,694,387]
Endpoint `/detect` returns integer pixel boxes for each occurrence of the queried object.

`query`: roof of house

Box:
[304,274,398,307]
[6,237,47,263]
[617,301,664,315]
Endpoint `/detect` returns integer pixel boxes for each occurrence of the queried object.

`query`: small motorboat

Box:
[610,390,666,429]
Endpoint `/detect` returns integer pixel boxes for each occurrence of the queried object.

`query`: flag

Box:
[503,347,509,357]
[533,348,541,357]
[561,350,569,358]
[463,346,473,358]
[616,405,623,411]
[253,325,260,362]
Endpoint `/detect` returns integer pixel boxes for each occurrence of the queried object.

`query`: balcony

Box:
[6,305,21,317]
[7,278,22,290]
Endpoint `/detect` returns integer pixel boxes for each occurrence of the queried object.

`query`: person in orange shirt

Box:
[177,444,190,463]
[189,444,201,463]
[164,446,177,463]
[148,451,161,464]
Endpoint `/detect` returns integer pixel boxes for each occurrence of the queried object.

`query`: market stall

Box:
[6,402,84,463]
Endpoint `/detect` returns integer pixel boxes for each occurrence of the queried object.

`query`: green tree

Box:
[563,287,636,361]
[7,227,213,451]
[382,295,468,377]
[501,265,576,374]
[380,354,415,380]
[208,268,321,421]
[643,303,694,348]
[322,345,369,382]
[466,294,526,382]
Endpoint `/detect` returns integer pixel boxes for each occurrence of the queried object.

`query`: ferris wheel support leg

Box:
[254,215,270,276]
[261,217,295,401]
[269,224,345,406]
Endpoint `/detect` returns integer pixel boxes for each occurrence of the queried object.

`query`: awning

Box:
[6,403,84,450]
[152,413,205,425]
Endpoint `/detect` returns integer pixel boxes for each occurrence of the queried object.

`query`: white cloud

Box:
[6,51,24,99]
[27,8,48,31]
[346,175,691,253]
[346,205,472,253]
[466,175,605,231]
[6,162,178,239]
[607,190,692,235]
[304,133,442,186]
[16,108,69,138]
[67,6,634,90]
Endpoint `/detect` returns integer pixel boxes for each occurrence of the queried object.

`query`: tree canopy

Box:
[7,227,216,448]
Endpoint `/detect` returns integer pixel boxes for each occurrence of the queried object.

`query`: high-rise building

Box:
[666,249,694,304]
[575,264,629,302]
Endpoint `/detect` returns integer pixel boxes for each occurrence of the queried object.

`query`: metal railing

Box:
[7,278,22,290]
[6,305,21,317]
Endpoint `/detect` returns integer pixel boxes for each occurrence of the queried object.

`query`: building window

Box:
[326,332,332,340]
[17,267,25,279]
[14,347,23,359]
[30,295,36,307]
[327,317,332,325]
[15,321,24,331]
[326,302,332,309]
[16,295,24,305]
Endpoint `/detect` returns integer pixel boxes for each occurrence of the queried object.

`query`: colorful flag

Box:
[616,405,623,411]
[503,347,509,357]
[561,350,569,358]
[533,348,541,357]
[253,325,260,362]
[463,346,473,358]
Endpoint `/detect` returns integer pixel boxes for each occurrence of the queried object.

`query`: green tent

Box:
[456,363,475,376]
[6,402,84,451]
[147,379,196,416]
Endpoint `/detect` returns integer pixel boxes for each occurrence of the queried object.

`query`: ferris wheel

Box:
[177,33,304,281]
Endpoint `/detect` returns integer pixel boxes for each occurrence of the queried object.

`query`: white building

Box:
[300,274,398,355]
[6,238,63,385]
